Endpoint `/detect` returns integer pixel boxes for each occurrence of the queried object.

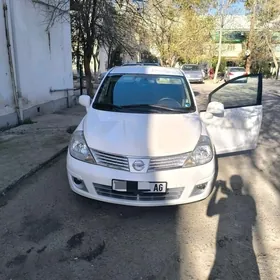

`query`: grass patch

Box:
[22,118,36,125]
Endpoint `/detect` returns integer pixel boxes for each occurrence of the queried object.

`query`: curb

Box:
[0,146,68,198]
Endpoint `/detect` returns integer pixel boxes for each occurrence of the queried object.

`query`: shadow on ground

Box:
[207,176,260,280]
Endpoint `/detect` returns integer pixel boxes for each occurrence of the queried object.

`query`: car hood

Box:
[83,109,202,157]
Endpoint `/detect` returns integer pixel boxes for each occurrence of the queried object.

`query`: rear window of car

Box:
[93,74,195,113]
[182,65,200,71]
[229,67,246,72]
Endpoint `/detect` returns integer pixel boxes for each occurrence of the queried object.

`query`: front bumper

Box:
[66,151,216,207]
[188,77,204,83]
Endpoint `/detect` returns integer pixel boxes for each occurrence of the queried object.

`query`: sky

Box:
[230,1,246,14]
[209,1,247,16]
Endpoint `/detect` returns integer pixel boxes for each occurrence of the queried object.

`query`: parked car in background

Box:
[224,67,247,82]
[181,64,204,83]
[67,65,263,206]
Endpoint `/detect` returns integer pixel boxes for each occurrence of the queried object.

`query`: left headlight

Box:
[69,131,95,164]
[183,135,213,168]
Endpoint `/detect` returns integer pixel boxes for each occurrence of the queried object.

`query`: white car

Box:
[224,67,247,82]
[67,66,263,207]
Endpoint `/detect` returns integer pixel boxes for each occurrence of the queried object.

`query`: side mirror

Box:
[206,101,224,118]
[79,95,90,111]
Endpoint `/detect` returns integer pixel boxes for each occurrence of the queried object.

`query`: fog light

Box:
[72,176,88,192]
[196,183,207,190]
[73,177,82,185]
[190,183,207,197]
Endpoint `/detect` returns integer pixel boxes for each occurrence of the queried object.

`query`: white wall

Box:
[0,0,73,123]
[12,0,73,110]
[99,46,108,73]
[0,0,15,117]
[219,43,243,59]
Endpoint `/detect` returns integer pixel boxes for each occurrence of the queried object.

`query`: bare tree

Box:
[33,0,142,96]
[257,0,280,79]
[244,0,280,78]
[32,0,70,31]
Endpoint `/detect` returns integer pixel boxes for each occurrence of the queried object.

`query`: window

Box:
[229,67,246,72]
[182,65,200,71]
[209,75,262,108]
[94,74,195,113]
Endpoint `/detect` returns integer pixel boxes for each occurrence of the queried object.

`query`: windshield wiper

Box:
[122,104,191,113]
[93,103,123,111]
[93,103,194,113]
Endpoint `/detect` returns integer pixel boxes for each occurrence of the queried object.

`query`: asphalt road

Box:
[1,80,280,280]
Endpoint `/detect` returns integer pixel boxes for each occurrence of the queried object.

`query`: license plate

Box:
[112,180,167,193]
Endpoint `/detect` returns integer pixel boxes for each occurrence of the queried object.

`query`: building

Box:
[213,15,280,66]
[0,0,73,129]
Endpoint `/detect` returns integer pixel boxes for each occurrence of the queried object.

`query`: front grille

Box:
[91,149,130,171]
[148,153,188,172]
[91,149,189,172]
[94,184,184,201]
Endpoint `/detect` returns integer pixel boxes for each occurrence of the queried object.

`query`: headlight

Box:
[69,131,95,163]
[183,135,213,167]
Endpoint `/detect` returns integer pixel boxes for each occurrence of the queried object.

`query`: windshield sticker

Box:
[185,102,191,108]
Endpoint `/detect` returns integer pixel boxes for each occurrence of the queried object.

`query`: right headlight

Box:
[183,135,213,167]
[69,131,95,164]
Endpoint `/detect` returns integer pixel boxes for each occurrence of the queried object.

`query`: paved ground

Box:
[0,80,280,280]
[0,106,85,193]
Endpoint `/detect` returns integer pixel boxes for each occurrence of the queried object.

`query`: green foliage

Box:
[22,118,36,125]
[211,57,227,72]
[144,0,214,66]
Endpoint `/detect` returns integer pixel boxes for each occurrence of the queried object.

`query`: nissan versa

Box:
[67,66,263,206]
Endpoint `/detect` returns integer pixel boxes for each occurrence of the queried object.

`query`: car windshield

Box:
[230,67,246,72]
[93,74,195,113]
[182,65,200,71]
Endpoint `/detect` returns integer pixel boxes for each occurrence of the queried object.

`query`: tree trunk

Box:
[107,45,112,68]
[76,39,80,75]
[214,18,223,83]
[170,55,178,67]
[270,48,278,80]
[84,54,93,97]
[245,0,256,74]
[265,35,279,80]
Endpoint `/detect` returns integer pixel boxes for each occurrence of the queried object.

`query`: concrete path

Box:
[0,106,85,194]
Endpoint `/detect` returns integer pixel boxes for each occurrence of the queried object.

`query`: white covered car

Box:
[67,66,263,206]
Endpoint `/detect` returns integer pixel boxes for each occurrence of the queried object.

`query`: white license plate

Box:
[112,181,167,193]
[140,182,167,193]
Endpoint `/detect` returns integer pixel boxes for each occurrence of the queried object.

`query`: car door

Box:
[200,74,262,155]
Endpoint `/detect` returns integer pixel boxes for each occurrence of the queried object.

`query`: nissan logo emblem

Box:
[132,160,145,171]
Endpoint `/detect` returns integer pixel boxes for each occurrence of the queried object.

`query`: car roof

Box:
[122,62,160,66]
[110,66,184,76]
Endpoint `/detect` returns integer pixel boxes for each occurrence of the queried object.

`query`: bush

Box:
[211,57,227,73]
